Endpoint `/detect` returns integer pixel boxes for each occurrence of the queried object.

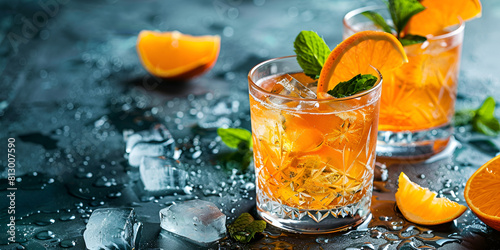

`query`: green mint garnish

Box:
[388,0,425,38]
[217,127,252,149]
[454,97,500,136]
[293,30,331,79]
[217,128,253,171]
[399,34,427,46]
[361,11,393,34]
[228,213,266,243]
[362,0,427,45]
[327,74,378,98]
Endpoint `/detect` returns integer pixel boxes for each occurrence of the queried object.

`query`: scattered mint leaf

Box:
[327,74,378,98]
[454,97,500,136]
[218,146,253,172]
[454,109,475,126]
[228,213,266,243]
[293,31,331,79]
[473,97,500,136]
[399,34,427,46]
[361,11,393,33]
[217,128,253,149]
[217,127,253,171]
[388,0,426,38]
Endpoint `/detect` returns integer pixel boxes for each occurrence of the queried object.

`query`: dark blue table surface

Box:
[1,0,500,249]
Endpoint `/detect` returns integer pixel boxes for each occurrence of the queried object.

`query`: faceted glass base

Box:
[256,188,372,234]
[376,124,453,159]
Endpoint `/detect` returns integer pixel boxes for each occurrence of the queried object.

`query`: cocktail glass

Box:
[344,6,464,158]
[248,56,382,233]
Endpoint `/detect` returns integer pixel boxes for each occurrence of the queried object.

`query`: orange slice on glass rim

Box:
[317,30,407,95]
[406,0,482,36]
[395,172,467,225]
[136,30,220,80]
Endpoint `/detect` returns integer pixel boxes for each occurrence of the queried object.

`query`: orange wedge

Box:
[136,30,220,80]
[317,31,407,93]
[464,155,500,231]
[395,172,467,225]
[406,0,482,36]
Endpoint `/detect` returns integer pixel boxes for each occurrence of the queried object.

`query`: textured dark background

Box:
[1,0,500,249]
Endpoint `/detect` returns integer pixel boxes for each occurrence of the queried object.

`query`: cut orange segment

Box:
[395,172,467,225]
[136,30,220,80]
[406,0,482,36]
[464,155,500,231]
[317,31,407,94]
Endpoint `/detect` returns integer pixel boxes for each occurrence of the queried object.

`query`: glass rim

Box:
[247,55,383,103]
[343,5,465,41]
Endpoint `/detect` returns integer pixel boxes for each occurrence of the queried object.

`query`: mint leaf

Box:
[399,34,427,46]
[218,147,253,171]
[217,127,253,171]
[294,31,331,79]
[388,0,425,37]
[454,97,500,136]
[454,109,475,126]
[228,213,266,243]
[362,11,393,33]
[217,128,252,149]
[363,0,427,45]
[327,74,378,98]
[473,97,500,136]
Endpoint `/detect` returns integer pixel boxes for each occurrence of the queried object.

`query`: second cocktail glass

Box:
[344,6,464,158]
[248,56,382,233]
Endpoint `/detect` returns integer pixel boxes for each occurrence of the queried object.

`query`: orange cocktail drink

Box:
[248,56,382,233]
[344,6,465,157]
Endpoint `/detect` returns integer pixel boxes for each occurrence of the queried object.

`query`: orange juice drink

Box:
[344,6,465,158]
[248,56,382,233]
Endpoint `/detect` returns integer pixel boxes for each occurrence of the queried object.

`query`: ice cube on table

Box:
[140,156,189,194]
[159,200,226,245]
[128,140,176,167]
[83,208,142,250]
[270,74,317,99]
[125,124,174,153]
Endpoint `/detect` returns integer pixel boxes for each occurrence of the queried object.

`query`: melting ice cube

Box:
[270,74,317,99]
[128,140,176,167]
[83,208,142,250]
[125,124,174,153]
[159,200,226,245]
[140,156,190,194]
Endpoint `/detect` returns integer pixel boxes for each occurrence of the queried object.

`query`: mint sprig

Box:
[362,0,427,45]
[361,11,393,34]
[293,31,331,79]
[228,213,266,243]
[217,128,253,171]
[327,74,378,98]
[454,97,500,136]
[217,127,252,149]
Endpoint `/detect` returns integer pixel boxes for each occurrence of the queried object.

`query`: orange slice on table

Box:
[464,155,500,231]
[136,30,220,80]
[406,0,482,36]
[395,172,467,225]
[317,30,408,95]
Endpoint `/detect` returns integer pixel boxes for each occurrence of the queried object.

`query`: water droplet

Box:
[34,218,56,226]
[379,216,392,221]
[60,239,76,248]
[90,200,105,207]
[59,215,76,221]
[35,230,56,240]
[315,237,329,243]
